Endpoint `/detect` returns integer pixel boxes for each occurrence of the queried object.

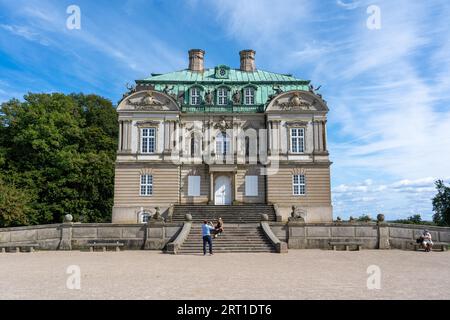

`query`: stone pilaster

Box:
[164,120,170,151]
[58,223,73,250]
[118,120,123,151]
[378,222,390,249]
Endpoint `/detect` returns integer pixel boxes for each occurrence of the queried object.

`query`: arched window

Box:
[139,211,151,223]
[244,87,255,105]
[216,132,230,155]
[217,87,228,105]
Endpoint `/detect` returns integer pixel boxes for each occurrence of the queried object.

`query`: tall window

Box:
[293,174,306,195]
[217,88,228,105]
[188,176,200,197]
[141,128,156,153]
[245,175,258,196]
[216,132,230,155]
[291,128,305,153]
[140,174,153,196]
[245,136,250,157]
[190,132,201,157]
[244,87,255,105]
[190,87,200,105]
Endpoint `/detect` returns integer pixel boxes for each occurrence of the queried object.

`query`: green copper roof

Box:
[139,68,309,84]
[134,66,311,112]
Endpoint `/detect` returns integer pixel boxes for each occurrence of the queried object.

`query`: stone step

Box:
[183,240,272,244]
[176,223,276,254]
[181,245,273,249]
[177,249,276,254]
[172,205,277,224]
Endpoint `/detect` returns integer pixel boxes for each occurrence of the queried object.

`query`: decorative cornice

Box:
[135,120,160,127]
[286,121,309,127]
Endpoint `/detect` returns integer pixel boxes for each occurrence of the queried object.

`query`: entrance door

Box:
[214,176,231,205]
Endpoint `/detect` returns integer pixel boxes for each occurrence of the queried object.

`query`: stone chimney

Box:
[188,49,205,72]
[239,49,256,72]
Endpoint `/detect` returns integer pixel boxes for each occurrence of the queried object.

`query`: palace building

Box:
[113,49,332,224]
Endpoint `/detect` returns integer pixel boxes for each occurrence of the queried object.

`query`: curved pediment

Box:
[117,90,180,112]
[266,90,328,113]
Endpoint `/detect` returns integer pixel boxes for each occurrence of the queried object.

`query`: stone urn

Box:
[64,214,73,223]
[184,214,192,222]
[377,214,385,223]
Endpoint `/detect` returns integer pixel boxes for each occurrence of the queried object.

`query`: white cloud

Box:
[332,177,450,220]
[0,24,50,46]
[336,0,362,10]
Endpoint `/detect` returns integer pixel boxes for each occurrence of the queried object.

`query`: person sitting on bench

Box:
[421,229,433,252]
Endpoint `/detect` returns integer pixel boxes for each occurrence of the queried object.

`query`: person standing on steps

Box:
[202,220,215,255]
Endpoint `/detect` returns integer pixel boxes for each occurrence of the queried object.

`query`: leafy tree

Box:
[357,214,372,222]
[0,178,30,227]
[432,180,450,226]
[0,93,117,226]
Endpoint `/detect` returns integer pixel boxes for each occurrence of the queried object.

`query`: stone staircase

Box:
[171,205,277,223]
[176,223,276,254]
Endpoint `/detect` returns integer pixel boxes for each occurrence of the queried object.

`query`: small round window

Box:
[140,212,151,223]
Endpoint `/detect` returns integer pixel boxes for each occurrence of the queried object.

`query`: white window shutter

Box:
[245,176,258,196]
[188,176,200,197]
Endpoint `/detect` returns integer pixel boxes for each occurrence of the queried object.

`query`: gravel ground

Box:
[0,249,449,300]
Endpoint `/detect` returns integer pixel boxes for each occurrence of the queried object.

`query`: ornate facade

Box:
[113,49,332,223]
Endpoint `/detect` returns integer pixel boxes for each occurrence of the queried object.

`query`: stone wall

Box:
[0,222,183,251]
[386,223,450,250]
[270,222,450,250]
[1,221,449,251]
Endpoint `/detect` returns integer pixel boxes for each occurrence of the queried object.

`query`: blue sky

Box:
[1,0,450,220]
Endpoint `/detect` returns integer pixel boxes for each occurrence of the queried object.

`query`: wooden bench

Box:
[329,241,363,251]
[0,243,39,253]
[88,241,124,252]
[411,241,449,252]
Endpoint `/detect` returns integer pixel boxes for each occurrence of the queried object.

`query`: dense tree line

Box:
[0,93,117,227]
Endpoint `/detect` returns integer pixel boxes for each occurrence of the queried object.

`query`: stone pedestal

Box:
[377,222,390,249]
[287,221,307,249]
[59,223,73,250]
[144,222,166,250]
